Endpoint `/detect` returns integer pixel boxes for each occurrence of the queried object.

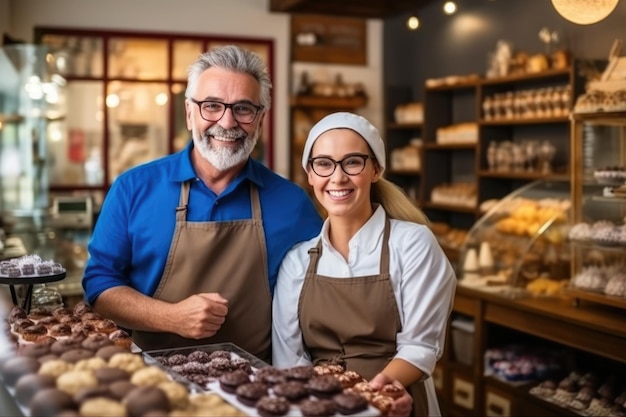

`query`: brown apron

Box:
[298,218,429,416]
[132,181,272,362]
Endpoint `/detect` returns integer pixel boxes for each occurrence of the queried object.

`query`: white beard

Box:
[194,125,259,171]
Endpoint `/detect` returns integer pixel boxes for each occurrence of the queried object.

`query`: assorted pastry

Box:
[0,254,65,278]
[530,371,626,417]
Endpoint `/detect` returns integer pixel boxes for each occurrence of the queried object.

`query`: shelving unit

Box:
[437,285,626,416]
[383,65,587,262]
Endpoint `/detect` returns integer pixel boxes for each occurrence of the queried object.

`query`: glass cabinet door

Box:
[569,111,626,309]
[108,38,168,80]
[48,81,104,186]
[106,82,169,181]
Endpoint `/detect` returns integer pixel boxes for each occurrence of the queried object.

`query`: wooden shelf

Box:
[478,170,570,181]
[387,122,422,129]
[479,116,570,125]
[480,68,572,86]
[289,95,367,109]
[565,287,626,311]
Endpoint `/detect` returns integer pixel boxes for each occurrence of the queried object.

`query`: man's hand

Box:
[172,293,228,339]
[369,373,413,417]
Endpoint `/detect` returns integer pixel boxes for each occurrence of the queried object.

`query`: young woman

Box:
[272,112,457,416]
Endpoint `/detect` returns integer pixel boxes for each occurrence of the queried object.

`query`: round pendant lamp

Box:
[551,0,620,25]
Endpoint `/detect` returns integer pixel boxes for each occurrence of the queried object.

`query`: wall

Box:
[5,0,383,178]
[0,0,8,39]
[383,0,626,103]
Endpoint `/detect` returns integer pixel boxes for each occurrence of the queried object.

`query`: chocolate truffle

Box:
[73,385,116,404]
[60,348,96,364]
[1,356,40,386]
[272,380,309,402]
[332,392,368,415]
[29,388,76,417]
[285,365,315,382]
[306,375,343,399]
[235,382,269,407]
[96,345,127,361]
[299,398,337,417]
[82,333,113,351]
[14,373,56,405]
[17,342,51,358]
[255,395,291,417]
[124,385,171,417]
[218,369,251,393]
[109,380,137,400]
[95,366,130,385]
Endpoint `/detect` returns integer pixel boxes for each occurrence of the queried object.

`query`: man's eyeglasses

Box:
[189,98,263,124]
[308,154,372,177]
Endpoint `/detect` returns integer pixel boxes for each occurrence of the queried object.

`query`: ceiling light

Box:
[551,0,619,25]
[407,15,420,30]
[443,1,458,15]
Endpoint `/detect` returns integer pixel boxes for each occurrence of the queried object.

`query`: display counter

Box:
[439,284,626,416]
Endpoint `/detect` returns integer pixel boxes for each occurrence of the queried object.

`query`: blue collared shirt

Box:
[82,142,323,304]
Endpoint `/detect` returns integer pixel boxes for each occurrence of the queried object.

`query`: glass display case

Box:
[458,180,572,298]
[567,111,626,310]
[0,44,66,217]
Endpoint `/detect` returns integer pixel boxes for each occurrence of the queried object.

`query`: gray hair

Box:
[185,44,272,111]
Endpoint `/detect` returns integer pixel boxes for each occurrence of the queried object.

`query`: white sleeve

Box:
[272,242,313,368]
[393,224,457,378]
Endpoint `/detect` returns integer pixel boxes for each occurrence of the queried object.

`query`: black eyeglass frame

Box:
[189,98,264,124]
[308,154,372,177]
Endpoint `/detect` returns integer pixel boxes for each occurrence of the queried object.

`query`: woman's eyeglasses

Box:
[308,154,372,177]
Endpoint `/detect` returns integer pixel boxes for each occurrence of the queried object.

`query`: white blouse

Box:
[272,205,457,379]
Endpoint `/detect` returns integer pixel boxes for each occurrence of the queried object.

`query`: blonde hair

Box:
[371,177,430,225]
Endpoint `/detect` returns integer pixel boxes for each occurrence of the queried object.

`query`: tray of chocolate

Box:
[0,254,66,284]
[142,342,269,390]
[0,343,247,417]
[144,344,390,416]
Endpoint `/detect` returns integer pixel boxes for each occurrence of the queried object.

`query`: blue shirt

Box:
[82,142,323,305]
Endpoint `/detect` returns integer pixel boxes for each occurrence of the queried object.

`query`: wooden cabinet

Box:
[437,285,626,416]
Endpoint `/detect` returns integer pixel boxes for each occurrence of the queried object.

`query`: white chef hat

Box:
[301,112,386,174]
